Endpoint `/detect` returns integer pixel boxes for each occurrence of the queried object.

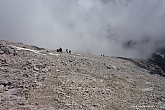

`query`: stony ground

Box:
[0,40,165,110]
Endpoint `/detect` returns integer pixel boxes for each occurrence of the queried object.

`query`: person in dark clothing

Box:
[66,49,68,53]
[57,47,62,53]
[59,47,62,53]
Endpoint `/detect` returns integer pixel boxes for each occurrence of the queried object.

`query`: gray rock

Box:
[160,104,165,110]
[0,45,17,55]
[0,50,4,54]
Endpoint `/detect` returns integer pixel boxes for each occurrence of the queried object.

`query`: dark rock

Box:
[106,65,112,69]
[23,73,29,78]
[0,45,17,55]
[104,63,112,69]
[31,45,45,50]
[1,81,12,87]
[116,57,165,77]
[149,48,165,77]
[69,59,73,62]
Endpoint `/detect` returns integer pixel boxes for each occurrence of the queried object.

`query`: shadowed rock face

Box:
[149,48,165,76]
[116,55,165,77]
[0,40,165,110]
[151,48,165,64]
[117,44,165,77]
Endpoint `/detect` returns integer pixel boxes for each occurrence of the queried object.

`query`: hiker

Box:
[59,47,62,53]
[101,54,105,57]
[57,47,62,53]
[66,49,68,53]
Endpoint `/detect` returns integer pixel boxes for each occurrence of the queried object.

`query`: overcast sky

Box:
[0,0,165,58]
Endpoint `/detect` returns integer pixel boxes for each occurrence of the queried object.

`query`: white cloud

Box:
[0,0,165,58]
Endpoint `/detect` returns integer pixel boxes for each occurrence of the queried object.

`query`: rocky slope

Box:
[0,40,165,110]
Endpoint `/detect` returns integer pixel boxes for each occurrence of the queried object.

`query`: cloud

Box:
[0,0,165,58]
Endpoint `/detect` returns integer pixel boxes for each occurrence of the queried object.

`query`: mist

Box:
[0,0,165,58]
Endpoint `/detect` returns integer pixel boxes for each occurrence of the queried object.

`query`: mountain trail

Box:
[0,40,165,110]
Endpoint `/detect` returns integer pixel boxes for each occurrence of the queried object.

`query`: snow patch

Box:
[9,45,47,55]
[142,87,154,91]
[48,53,60,56]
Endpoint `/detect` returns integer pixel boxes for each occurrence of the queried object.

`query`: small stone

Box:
[160,104,165,109]
[18,102,25,105]
[23,73,29,77]
[69,60,73,62]
[0,50,4,54]
[0,85,4,93]
[106,65,112,69]
[33,66,39,71]
[1,81,12,87]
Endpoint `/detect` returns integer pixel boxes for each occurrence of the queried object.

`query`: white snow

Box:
[10,45,62,56]
[9,45,47,55]
[48,53,60,56]
[142,87,154,91]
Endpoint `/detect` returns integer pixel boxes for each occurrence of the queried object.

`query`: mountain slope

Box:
[150,48,165,76]
[0,40,165,110]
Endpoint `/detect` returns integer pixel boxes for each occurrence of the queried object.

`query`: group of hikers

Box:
[56,47,71,54]
[56,47,105,57]
[101,54,105,57]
